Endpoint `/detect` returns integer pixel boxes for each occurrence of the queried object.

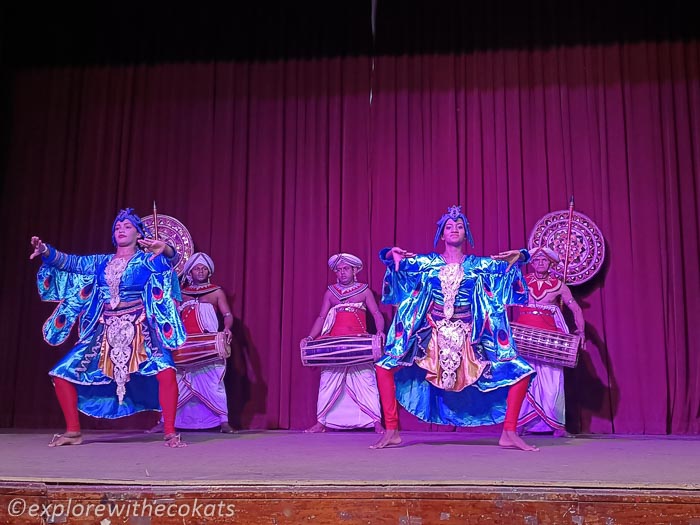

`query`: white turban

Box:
[183,252,215,276]
[327,253,363,272]
[530,247,560,263]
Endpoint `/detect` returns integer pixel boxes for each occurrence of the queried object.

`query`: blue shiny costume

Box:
[37,246,186,419]
[376,248,534,427]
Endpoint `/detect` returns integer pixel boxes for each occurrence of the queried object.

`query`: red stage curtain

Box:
[1,41,698,434]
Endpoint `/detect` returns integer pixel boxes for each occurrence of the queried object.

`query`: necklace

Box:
[438,263,464,320]
[105,256,133,308]
[187,282,212,290]
[328,282,367,301]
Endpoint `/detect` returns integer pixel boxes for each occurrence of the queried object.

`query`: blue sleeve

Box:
[378,248,436,305]
[41,245,109,275]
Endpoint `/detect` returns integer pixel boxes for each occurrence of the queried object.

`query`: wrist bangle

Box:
[222,312,232,317]
[41,245,49,255]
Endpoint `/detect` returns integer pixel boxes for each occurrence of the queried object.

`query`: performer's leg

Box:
[342,364,384,432]
[219,380,234,433]
[499,377,539,451]
[375,366,398,429]
[148,368,187,433]
[306,367,341,432]
[48,378,82,447]
[370,366,402,449]
[219,420,235,433]
[214,365,234,433]
[157,369,186,448]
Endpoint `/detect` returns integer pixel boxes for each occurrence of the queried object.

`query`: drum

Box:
[300,334,383,367]
[511,322,582,368]
[171,332,231,367]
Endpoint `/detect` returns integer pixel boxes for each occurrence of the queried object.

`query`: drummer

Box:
[148,252,235,434]
[302,253,385,433]
[515,247,585,436]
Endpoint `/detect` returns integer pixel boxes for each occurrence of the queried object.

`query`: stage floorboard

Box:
[1,430,698,524]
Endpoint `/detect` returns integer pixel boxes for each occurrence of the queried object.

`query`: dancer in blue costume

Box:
[30,208,187,448]
[371,206,538,451]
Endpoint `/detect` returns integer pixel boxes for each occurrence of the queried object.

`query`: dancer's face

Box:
[442,219,466,246]
[113,220,141,248]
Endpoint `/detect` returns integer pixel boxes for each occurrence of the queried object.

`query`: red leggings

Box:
[375,365,529,431]
[53,368,179,435]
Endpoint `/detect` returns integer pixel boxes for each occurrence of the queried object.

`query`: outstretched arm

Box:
[490,249,529,271]
[30,236,103,274]
[383,246,417,271]
[138,238,176,260]
[378,247,434,305]
[304,291,333,341]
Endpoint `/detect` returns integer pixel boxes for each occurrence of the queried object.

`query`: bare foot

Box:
[304,422,327,433]
[499,430,539,451]
[553,429,573,438]
[373,421,385,434]
[145,421,164,434]
[220,422,235,434]
[48,432,83,447]
[164,433,187,448]
[370,429,402,449]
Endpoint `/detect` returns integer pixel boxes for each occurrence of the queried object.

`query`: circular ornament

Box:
[528,210,605,285]
[142,213,194,276]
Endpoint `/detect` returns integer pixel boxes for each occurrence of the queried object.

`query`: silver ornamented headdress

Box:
[434,205,474,248]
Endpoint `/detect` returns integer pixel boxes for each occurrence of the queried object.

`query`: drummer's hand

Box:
[30,236,48,260]
[388,247,416,271]
[302,336,313,344]
[575,329,586,347]
[377,331,386,345]
[223,328,232,344]
[138,238,169,260]
[491,249,523,272]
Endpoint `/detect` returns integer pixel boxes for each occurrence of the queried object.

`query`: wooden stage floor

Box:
[0,430,698,524]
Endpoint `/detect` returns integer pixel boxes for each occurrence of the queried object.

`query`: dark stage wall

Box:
[1,38,698,435]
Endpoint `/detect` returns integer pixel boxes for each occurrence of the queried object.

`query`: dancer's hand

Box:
[30,236,48,260]
[138,238,169,260]
[491,249,523,272]
[388,247,416,271]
